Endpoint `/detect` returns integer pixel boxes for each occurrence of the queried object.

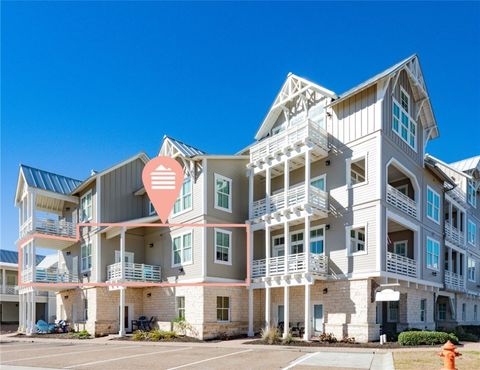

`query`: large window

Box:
[388,301,399,322]
[214,174,232,212]
[216,296,230,322]
[426,237,440,270]
[438,303,447,320]
[80,190,93,221]
[172,232,192,267]
[177,297,185,319]
[173,178,192,214]
[468,220,477,246]
[310,226,325,254]
[427,187,440,224]
[214,229,232,265]
[349,226,366,254]
[81,242,92,272]
[394,241,407,257]
[420,299,426,322]
[467,180,477,208]
[348,157,366,186]
[392,89,417,150]
[291,232,304,254]
[468,258,476,282]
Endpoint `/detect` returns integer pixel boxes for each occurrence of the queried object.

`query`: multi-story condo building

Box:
[15,55,479,340]
[0,250,56,326]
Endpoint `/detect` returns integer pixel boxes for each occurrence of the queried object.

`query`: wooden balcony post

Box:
[283,285,290,339]
[30,191,36,232]
[265,167,271,214]
[265,225,271,277]
[248,169,254,220]
[120,227,126,282]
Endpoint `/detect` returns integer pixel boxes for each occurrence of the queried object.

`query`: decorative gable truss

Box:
[159,136,205,182]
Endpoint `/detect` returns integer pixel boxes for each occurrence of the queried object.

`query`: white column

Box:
[31,241,36,283]
[284,221,289,273]
[283,286,289,338]
[305,215,311,272]
[119,287,126,336]
[265,287,271,330]
[120,227,126,280]
[448,247,453,272]
[19,293,23,331]
[456,252,461,275]
[248,287,254,337]
[303,283,311,340]
[265,167,271,214]
[30,192,36,230]
[248,169,254,220]
[265,225,271,277]
[2,268,6,294]
[31,290,36,330]
[284,159,289,208]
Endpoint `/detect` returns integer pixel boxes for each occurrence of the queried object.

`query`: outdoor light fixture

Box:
[66,251,71,256]
[148,243,154,248]
[432,271,437,276]
[147,293,152,297]
[326,224,330,230]
[64,295,69,299]
[325,160,331,166]
[323,288,328,294]
[179,268,184,273]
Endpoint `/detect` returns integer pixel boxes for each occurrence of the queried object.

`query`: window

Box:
[438,303,447,320]
[462,303,466,321]
[173,178,192,214]
[172,232,192,267]
[388,301,399,322]
[427,187,440,224]
[177,297,185,319]
[426,238,440,270]
[80,190,92,221]
[394,241,407,257]
[467,180,476,208]
[215,174,232,212]
[468,258,476,282]
[83,299,88,321]
[310,226,325,254]
[214,229,232,265]
[396,184,408,196]
[272,236,285,257]
[311,175,326,191]
[420,299,426,322]
[148,201,156,215]
[216,296,230,322]
[348,157,366,186]
[392,94,417,150]
[349,226,366,254]
[468,220,477,246]
[291,232,304,254]
[474,305,478,321]
[81,242,92,272]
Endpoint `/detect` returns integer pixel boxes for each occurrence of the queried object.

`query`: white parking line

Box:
[0,344,93,354]
[64,346,191,368]
[0,345,140,364]
[281,351,319,370]
[165,349,253,370]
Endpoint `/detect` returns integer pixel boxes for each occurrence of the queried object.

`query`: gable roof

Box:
[160,135,206,158]
[19,165,83,195]
[449,155,480,173]
[0,250,45,266]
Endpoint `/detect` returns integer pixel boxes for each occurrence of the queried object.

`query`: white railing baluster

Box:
[386,252,417,278]
[386,185,417,219]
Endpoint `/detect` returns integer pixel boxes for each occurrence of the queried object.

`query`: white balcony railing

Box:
[250,119,328,164]
[444,223,465,246]
[107,262,161,282]
[386,252,417,278]
[0,285,18,295]
[21,268,79,284]
[252,253,328,278]
[252,184,328,219]
[445,270,465,292]
[386,185,417,218]
[19,216,76,239]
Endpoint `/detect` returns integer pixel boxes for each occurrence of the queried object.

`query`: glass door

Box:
[313,304,324,334]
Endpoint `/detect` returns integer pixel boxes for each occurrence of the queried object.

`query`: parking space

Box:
[0,341,393,370]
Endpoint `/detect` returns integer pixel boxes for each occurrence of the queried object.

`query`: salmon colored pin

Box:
[142,156,184,223]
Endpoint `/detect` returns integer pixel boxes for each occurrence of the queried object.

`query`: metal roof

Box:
[20,165,83,195]
[449,156,480,173]
[163,135,206,157]
[0,250,44,265]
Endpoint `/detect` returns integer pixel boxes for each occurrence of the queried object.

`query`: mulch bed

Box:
[113,335,203,343]
[244,339,452,349]
[13,333,92,340]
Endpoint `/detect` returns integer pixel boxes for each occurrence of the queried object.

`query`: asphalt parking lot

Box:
[0,341,393,370]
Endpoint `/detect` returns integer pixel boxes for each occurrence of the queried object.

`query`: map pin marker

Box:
[142,156,184,223]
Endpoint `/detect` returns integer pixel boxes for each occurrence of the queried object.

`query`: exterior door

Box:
[120,304,133,332]
[277,305,284,325]
[312,304,324,334]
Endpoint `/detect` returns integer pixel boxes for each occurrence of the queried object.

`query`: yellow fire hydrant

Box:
[438,340,462,370]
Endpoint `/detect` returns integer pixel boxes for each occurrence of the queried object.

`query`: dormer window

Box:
[392,88,416,151]
[467,180,477,208]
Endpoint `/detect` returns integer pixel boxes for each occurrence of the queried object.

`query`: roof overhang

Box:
[101,215,160,239]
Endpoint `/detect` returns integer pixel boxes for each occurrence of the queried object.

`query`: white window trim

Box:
[80,190,93,222]
[467,220,477,246]
[392,96,418,152]
[438,303,447,321]
[216,296,231,323]
[467,180,477,208]
[172,177,193,217]
[420,298,426,322]
[346,155,368,189]
[426,237,440,271]
[176,296,186,319]
[171,230,193,268]
[80,241,92,273]
[396,184,408,195]
[272,235,285,257]
[426,186,441,225]
[148,201,156,216]
[311,174,327,191]
[393,240,408,257]
[310,225,326,255]
[346,223,368,256]
[400,86,410,114]
[214,228,232,265]
[214,174,232,213]
[467,258,476,282]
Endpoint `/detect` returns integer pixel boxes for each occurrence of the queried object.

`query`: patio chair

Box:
[146,316,156,330]
[132,316,148,331]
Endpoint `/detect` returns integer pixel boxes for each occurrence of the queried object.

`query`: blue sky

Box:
[1,2,479,253]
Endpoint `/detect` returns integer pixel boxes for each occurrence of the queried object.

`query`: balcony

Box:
[0,285,18,295]
[252,253,328,278]
[249,120,328,172]
[20,216,76,240]
[386,185,417,219]
[386,252,417,278]
[444,223,465,246]
[444,270,465,292]
[21,267,79,284]
[106,262,161,283]
[252,184,328,220]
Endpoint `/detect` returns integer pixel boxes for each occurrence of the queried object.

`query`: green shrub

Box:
[260,327,281,344]
[318,332,337,343]
[172,317,197,337]
[147,330,177,341]
[398,331,458,346]
[132,330,148,341]
[282,332,294,345]
[72,330,91,339]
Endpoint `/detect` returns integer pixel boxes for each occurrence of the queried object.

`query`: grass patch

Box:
[394,351,480,370]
